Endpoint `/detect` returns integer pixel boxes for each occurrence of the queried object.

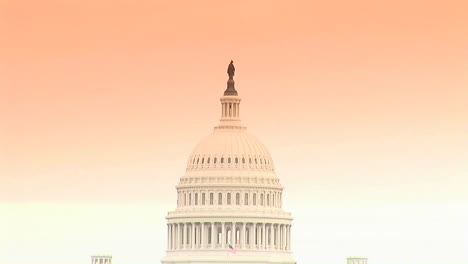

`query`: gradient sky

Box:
[1,0,468,263]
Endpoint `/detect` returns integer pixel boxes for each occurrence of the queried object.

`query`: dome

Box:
[186,128,274,172]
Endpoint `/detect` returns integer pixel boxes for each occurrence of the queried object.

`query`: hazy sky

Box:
[1,0,468,263]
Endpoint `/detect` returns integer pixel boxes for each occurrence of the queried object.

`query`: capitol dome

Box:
[186,129,275,172]
[162,61,295,264]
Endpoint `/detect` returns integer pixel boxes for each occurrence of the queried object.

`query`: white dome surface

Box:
[186,128,275,172]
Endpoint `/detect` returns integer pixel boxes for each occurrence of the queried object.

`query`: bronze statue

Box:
[227,60,235,80]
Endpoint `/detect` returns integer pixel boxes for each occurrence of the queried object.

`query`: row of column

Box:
[167,222,291,252]
[221,101,240,119]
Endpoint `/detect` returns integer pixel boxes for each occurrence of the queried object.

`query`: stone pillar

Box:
[211,222,215,249]
[253,224,257,249]
[231,222,236,247]
[241,222,246,249]
[167,224,170,250]
[201,222,205,249]
[191,223,195,249]
[284,225,288,250]
[222,222,226,248]
[173,224,176,249]
[262,223,266,250]
[182,223,187,249]
[266,224,270,250]
[255,224,260,249]
[273,224,279,250]
[278,224,282,250]
[281,225,287,250]
[176,223,181,250]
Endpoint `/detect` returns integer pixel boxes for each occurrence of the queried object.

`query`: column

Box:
[211,222,215,249]
[241,222,246,249]
[167,224,170,250]
[262,223,266,250]
[255,224,259,249]
[284,225,287,251]
[201,222,205,249]
[173,224,176,249]
[278,224,282,250]
[182,223,187,249]
[231,222,236,247]
[266,224,270,250]
[275,224,279,250]
[288,225,291,251]
[177,223,181,250]
[221,222,226,248]
[281,225,286,250]
[251,224,255,249]
[191,223,195,249]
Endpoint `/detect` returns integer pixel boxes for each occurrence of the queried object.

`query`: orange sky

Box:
[1,0,468,263]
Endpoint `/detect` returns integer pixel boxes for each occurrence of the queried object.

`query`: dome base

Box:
[162,249,295,264]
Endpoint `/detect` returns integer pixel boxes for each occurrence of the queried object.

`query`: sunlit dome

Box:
[186,129,275,172]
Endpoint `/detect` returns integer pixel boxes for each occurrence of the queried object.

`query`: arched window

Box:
[272,193,275,207]
[242,157,245,163]
[210,193,214,205]
[214,157,217,164]
[207,157,210,164]
[201,158,204,164]
[228,157,231,163]
[195,193,198,205]
[236,193,240,205]
[249,158,252,164]
[244,193,249,205]
[255,158,257,164]
[202,193,206,205]
[253,193,257,205]
[235,157,238,163]
[184,193,187,206]
[218,193,223,205]
[260,193,264,206]
[267,194,270,206]
[197,158,199,164]
[221,157,224,164]
[227,193,231,205]
[189,193,192,205]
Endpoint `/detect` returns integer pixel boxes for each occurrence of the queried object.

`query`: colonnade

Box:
[221,101,240,119]
[167,222,291,251]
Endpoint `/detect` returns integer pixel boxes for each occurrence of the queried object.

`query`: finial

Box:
[224,60,238,96]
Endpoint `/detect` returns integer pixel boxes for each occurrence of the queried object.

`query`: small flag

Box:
[228,244,236,254]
